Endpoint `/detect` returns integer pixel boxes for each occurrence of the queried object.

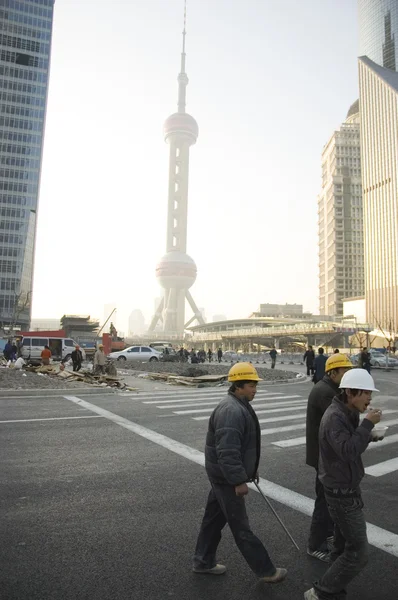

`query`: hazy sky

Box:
[32,0,359,332]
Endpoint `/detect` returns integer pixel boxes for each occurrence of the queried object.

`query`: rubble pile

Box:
[0,361,135,391]
[111,360,299,383]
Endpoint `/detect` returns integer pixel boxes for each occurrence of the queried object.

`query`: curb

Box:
[0,387,118,398]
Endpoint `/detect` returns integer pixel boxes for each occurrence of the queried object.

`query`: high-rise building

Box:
[359,56,398,331]
[318,102,364,317]
[128,309,146,336]
[359,0,398,71]
[0,0,55,331]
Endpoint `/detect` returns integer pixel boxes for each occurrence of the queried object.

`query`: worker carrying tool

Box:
[192,362,287,584]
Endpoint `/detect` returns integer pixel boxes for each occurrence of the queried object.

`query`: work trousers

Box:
[193,483,275,577]
[95,365,106,374]
[308,472,334,551]
[306,364,314,376]
[314,494,369,599]
[271,358,276,369]
[72,362,82,372]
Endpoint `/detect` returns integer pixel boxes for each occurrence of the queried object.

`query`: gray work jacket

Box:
[205,392,261,486]
[318,397,374,490]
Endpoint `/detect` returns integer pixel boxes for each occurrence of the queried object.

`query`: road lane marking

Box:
[152,397,304,408]
[0,416,103,423]
[257,414,304,425]
[62,395,398,558]
[273,436,306,448]
[172,396,303,414]
[255,404,306,415]
[272,431,398,451]
[365,458,398,476]
[367,433,398,449]
[261,423,306,435]
[142,391,285,404]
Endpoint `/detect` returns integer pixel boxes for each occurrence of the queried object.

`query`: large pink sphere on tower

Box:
[156,251,197,290]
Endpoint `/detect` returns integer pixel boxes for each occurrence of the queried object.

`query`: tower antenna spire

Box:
[178,0,188,113]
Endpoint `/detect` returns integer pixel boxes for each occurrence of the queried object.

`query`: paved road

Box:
[1,372,398,600]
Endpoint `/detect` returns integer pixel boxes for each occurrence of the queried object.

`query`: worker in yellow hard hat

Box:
[193,362,287,584]
[306,352,353,562]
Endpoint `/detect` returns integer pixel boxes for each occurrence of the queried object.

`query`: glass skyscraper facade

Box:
[0,0,55,330]
[359,0,398,70]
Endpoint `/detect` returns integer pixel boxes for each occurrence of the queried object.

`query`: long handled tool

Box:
[254,481,300,551]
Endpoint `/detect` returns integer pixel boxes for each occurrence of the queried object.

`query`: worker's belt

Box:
[324,486,360,498]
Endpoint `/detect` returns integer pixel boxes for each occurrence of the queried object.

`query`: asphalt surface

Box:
[1,370,398,600]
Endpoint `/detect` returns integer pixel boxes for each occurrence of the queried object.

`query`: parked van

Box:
[21,336,77,361]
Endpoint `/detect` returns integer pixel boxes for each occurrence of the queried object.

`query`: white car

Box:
[109,345,161,362]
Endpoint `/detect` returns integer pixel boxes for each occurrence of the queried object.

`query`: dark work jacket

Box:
[269,349,277,359]
[71,350,83,364]
[313,354,327,383]
[303,350,315,366]
[318,397,373,490]
[306,375,339,469]
[205,392,261,486]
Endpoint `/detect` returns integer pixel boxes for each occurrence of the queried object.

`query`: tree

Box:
[8,290,32,335]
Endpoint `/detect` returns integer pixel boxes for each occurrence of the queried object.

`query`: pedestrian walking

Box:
[207,348,213,362]
[41,345,52,366]
[3,339,13,361]
[94,344,106,374]
[71,345,83,372]
[269,347,277,369]
[193,362,287,584]
[305,369,381,600]
[359,347,371,373]
[303,346,315,376]
[312,348,327,384]
[305,353,353,562]
[217,348,223,363]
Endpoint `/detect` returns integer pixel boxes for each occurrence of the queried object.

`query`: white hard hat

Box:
[339,368,379,392]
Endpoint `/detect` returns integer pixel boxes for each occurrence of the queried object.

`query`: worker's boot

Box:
[193,563,226,575]
[259,567,287,584]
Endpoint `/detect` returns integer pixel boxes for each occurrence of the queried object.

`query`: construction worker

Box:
[305,369,381,600]
[193,362,287,584]
[305,353,353,562]
[94,344,106,374]
[313,348,327,383]
[269,346,277,369]
[41,345,52,366]
[71,345,83,372]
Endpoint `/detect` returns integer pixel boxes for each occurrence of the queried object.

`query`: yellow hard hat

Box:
[228,362,262,382]
[325,353,353,372]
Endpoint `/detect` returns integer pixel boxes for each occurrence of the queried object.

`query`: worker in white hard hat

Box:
[305,369,382,600]
[193,363,287,584]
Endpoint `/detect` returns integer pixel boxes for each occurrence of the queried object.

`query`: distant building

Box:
[318,102,364,317]
[128,309,146,336]
[253,303,303,318]
[60,315,99,343]
[359,56,398,331]
[359,0,398,71]
[30,318,60,331]
[199,307,207,323]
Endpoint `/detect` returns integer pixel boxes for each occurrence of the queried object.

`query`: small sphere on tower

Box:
[156,251,197,290]
[164,112,199,144]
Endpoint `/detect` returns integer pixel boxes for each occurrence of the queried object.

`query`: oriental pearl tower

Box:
[148,4,204,336]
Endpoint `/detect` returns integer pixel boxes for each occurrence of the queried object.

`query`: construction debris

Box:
[145,372,228,387]
[21,364,126,388]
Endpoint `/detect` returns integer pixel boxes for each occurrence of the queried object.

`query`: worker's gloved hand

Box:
[235,483,249,497]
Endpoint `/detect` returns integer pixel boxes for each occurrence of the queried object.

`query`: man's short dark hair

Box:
[318,347,324,354]
[229,380,256,393]
[339,388,362,403]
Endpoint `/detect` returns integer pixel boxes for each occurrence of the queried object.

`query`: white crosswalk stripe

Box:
[129,387,398,476]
